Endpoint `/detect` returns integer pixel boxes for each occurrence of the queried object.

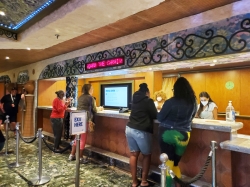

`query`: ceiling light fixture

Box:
[0,11,5,16]
[27,47,31,50]
[5,56,9,59]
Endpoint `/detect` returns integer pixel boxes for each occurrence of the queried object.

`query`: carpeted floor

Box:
[0,134,152,187]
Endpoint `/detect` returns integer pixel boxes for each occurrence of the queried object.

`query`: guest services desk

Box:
[37,106,244,187]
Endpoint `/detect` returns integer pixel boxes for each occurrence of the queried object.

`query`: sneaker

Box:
[80,158,89,164]
[68,154,76,161]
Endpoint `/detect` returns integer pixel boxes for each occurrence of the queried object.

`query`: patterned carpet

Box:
[0,135,139,187]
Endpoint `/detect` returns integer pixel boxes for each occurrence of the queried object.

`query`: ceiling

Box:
[0,0,69,31]
[0,0,241,73]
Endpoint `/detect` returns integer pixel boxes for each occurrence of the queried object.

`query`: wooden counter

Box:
[37,106,244,187]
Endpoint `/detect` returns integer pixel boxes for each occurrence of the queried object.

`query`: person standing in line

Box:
[50,90,70,152]
[125,83,157,187]
[157,77,197,187]
[195,91,218,119]
[0,87,24,131]
[68,84,97,163]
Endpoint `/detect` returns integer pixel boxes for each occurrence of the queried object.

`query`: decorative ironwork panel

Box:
[66,77,78,107]
[40,59,85,79]
[167,14,250,61]
[0,75,11,83]
[0,28,17,40]
[17,70,29,84]
[39,13,250,79]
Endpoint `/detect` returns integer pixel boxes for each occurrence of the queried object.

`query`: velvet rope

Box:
[42,137,71,153]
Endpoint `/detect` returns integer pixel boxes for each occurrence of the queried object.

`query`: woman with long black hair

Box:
[157,77,197,187]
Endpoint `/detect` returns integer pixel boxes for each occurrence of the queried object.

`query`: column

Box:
[66,77,78,107]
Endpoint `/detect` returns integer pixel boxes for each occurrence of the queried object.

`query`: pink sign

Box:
[85,57,124,70]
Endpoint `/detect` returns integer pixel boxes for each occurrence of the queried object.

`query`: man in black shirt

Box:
[0,87,24,130]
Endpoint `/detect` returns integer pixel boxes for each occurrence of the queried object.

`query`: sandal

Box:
[131,184,140,187]
[140,181,150,187]
[131,181,140,187]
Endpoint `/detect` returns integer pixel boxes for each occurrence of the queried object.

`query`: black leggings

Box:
[50,118,63,149]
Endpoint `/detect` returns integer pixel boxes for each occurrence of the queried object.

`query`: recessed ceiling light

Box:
[213,60,217,63]
[210,64,215,66]
[27,47,31,50]
[0,11,5,16]
[5,56,9,59]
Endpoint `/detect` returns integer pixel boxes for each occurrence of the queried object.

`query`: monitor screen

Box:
[100,83,132,109]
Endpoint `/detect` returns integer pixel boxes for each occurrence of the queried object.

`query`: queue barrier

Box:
[8,123,25,168]
[159,141,217,187]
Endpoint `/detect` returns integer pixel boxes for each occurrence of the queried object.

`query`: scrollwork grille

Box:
[39,16,250,79]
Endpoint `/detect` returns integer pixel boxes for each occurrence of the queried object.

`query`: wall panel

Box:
[206,70,240,113]
[183,73,206,100]
[240,69,250,115]
[38,80,66,106]
[182,68,250,135]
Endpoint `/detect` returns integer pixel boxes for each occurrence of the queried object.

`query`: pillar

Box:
[66,77,78,107]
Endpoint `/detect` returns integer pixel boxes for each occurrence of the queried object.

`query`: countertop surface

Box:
[38,106,243,132]
[220,134,250,154]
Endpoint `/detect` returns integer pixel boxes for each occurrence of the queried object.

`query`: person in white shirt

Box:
[195,92,218,120]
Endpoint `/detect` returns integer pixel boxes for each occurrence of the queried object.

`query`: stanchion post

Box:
[9,123,25,167]
[4,115,9,155]
[211,141,217,187]
[21,110,24,134]
[159,153,168,187]
[30,128,50,185]
[75,134,80,187]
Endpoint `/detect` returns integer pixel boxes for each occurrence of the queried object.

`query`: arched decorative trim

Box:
[17,70,29,84]
[0,75,11,83]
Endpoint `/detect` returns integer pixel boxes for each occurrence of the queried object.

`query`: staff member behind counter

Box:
[195,91,218,120]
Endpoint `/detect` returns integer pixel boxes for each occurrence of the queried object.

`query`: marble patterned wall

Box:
[39,13,250,79]
[66,77,78,107]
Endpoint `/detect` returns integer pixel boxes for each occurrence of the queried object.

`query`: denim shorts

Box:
[125,126,152,155]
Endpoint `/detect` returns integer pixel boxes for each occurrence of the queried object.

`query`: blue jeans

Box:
[125,126,152,155]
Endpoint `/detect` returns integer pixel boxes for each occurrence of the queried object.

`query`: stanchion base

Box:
[30,176,50,185]
[9,161,26,168]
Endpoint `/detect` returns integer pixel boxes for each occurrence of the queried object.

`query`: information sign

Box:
[70,111,87,135]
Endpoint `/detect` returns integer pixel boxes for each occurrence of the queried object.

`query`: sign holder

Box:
[70,110,87,187]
